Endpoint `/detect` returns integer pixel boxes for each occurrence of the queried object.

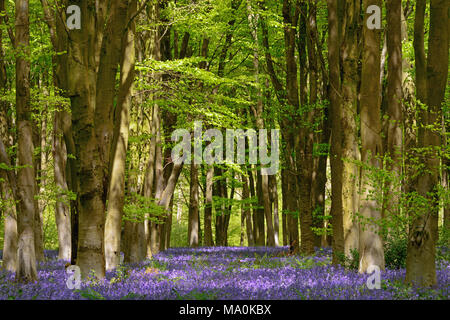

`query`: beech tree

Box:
[15,0,38,282]
[359,0,385,273]
[406,0,449,287]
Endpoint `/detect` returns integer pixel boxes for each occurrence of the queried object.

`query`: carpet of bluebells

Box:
[0,246,448,300]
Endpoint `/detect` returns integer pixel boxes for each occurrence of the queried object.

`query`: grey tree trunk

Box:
[406,0,448,287]
[188,163,200,247]
[15,0,37,282]
[359,0,385,273]
[203,165,214,246]
[327,0,345,264]
[385,0,404,217]
[0,0,17,272]
[340,0,361,258]
[104,0,136,271]
[53,110,71,261]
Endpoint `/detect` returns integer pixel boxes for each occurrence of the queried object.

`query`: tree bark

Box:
[359,0,385,273]
[241,172,254,246]
[340,0,361,258]
[188,163,200,247]
[247,0,275,246]
[413,0,427,105]
[281,170,288,246]
[269,174,279,246]
[0,0,17,272]
[406,0,448,287]
[385,0,404,216]
[53,110,72,261]
[104,0,136,271]
[15,0,37,282]
[327,0,345,264]
[203,165,214,246]
[65,1,109,279]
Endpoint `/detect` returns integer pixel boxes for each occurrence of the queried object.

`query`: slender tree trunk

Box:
[150,111,164,256]
[40,0,76,264]
[0,140,17,273]
[242,172,254,246]
[269,174,279,246]
[214,167,226,246]
[53,110,71,261]
[203,165,214,246]
[255,172,266,245]
[281,0,300,253]
[1,180,17,271]
[413,0,427,105]
[248,167,259,244]
[359,0,385,273]
[188,163,200,247]
[327,0,345,264]
[281,170,288,246]
[385,0,404,216]
[340,0,361,258]
[309,0,331,250]
[15,0,37,282]
[104,0,136,271]
[406,0,448,287]
[247,0,274,247]
[0,0,17,271]
[32,109,44,263]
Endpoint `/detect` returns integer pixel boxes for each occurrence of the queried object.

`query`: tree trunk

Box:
[40,0,77,264]
[142,0,161,258]
[269,174,279,246]
[413,0,427,104]
[359,0,385,273]
[1,181,17,272]
[327,0,345,264]
[188,163,200,247]
[31,108,44,263]
[15,0,37,282]
[406,0,448,287]
[248,167,259,244]
[104,0,136,271]
[247,0,274,247]
[66,1,107,279]
[255,172,266,245]
[0,142,17,272]
[281,0,300,253]
[309,0,331,250]
[340,0,360,258]
[0,0,17,272]
[53,109,71,261]
[281,170,288,246]
[203,165,214,246]
[241,172,254,246]
[214,167,226,246]
[385,0,404,217]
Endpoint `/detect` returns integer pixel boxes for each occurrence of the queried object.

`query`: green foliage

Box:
[77,288,106,300]
[110,260,131,284]
[123,192,166,224]
[384,236,408,270]
[335,249,360,271]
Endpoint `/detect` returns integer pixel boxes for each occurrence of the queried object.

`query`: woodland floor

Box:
[0,247,448,300]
